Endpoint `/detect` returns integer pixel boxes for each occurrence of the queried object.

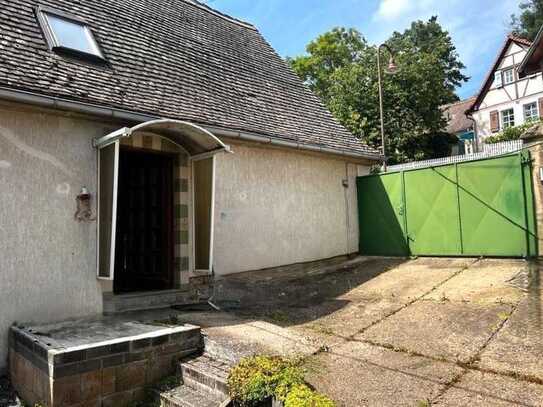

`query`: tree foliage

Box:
[511,0,543,41]
[288,17,468,164]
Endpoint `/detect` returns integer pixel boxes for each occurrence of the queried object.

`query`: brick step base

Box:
[179,353,231,399]
[159,353,232,406]
[160,384,226,407]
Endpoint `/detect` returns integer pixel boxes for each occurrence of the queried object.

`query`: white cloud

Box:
[376,0,411,20]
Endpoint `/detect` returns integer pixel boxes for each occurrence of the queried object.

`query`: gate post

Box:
[454,163,464,255]
[401,170,409,254]
[520,150,538,257]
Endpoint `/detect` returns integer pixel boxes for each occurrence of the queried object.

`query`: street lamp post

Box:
[377,43,398,172]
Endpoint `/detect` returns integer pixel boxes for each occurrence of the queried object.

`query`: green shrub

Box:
[284,384,336,407]
[485,119,539,144]
[227,356,308,406]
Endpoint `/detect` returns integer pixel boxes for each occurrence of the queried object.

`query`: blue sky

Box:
[205,0,521,100]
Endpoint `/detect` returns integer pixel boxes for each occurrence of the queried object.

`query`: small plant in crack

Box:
[417,399,431,407]
[310,324,335,336]
[497,311,511,321]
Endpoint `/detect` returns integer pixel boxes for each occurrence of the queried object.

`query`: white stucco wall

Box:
[0,104,118,371]
[0,102,373,371]
[212,141,370,275]
[474,41,543,142]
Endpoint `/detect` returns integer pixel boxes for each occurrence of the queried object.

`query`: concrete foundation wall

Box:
[213,141,370,275]
[0,104,116,372]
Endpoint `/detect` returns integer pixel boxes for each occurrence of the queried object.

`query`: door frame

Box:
[96,140,120,281]
[190,154,216,274]
[112,146,176,292]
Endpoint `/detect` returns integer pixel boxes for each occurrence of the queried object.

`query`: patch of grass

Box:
[417,399,431,407]
[267,311,292,324]
[227,355,335,406]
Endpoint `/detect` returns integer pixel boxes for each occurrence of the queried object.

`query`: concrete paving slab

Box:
[294,298,403,340]
[160,310,320,364]
[258,258,475,341]
[478,294,543,381]
[357,300,512,363]
[342,257,474,303]
[305,340,463,407]
[214,256,404,309]
[435,370,543,406]
[425,259,526,305]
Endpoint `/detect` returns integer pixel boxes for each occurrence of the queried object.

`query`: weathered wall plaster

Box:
[212,141,370,275]
[0,102,371,371]
[0,104,118,371]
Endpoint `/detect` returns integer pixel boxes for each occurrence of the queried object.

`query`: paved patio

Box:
[5,256,539,406]
[235,257,543,406]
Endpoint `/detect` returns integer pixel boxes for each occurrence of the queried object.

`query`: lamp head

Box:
[385,56,399,75]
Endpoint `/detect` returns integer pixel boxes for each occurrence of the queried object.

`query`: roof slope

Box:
[519,26,543,76]
[0,0,377,157]
[468,34,532,113]
[442,97,476,134]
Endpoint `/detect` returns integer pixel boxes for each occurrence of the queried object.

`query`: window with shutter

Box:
[538,98,543,119]
[490,110,500,133]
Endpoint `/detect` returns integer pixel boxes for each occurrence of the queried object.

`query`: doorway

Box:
[113,148,174,293]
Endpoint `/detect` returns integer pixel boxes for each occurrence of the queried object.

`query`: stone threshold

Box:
[103,286,201,314]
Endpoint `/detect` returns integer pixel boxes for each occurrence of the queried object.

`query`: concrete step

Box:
[179,353,231,400]
[160,384,227,407]
[103,287,203,314]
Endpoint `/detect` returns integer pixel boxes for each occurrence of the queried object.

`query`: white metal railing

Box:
[386,139,524,172]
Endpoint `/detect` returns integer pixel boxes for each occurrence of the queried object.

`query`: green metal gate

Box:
[357,152,537,257]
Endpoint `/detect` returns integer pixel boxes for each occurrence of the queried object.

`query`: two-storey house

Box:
[468,34,543,144]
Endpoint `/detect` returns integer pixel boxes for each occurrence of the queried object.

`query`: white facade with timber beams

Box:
[468,34,543,144]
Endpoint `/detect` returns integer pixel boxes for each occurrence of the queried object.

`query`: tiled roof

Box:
[508,33,532,47]
[0,0,378,157]
[442,97,476,134]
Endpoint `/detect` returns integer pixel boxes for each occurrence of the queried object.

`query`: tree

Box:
[288,17,468,164]
[511,0,543,41]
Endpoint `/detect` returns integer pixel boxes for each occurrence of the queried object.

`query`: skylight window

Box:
[36,6,104,61]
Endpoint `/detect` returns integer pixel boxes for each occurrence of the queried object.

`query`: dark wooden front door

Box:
[114,148,174,293]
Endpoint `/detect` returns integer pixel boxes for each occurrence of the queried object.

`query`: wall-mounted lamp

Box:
[75,186,95,222]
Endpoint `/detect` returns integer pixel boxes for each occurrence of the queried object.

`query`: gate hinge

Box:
[520,154,533,165]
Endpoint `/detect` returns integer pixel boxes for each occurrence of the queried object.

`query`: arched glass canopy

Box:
[93,119,230,158]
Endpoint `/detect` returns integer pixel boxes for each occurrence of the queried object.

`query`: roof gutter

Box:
[0,86,381,162]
